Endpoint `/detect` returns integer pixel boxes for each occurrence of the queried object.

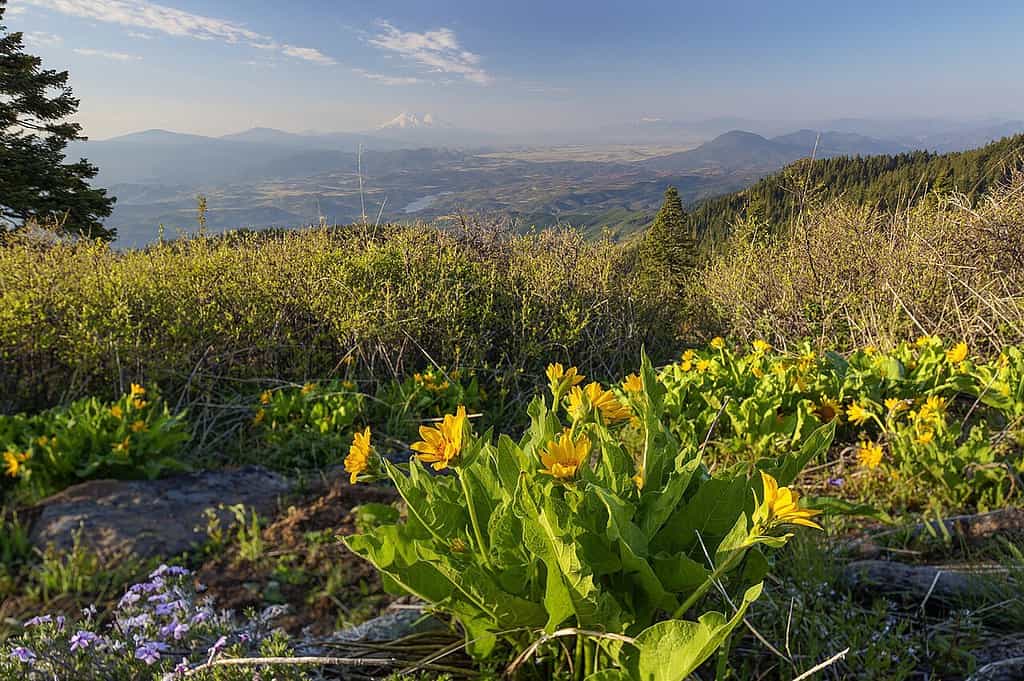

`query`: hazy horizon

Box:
[7,0,1024,140]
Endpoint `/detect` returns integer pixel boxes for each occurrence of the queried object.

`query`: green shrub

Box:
[1,385,189,502]
[0,225,678,416]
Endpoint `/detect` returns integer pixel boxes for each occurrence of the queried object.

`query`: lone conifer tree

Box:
[0,0,114,238]
[641,186,698,286]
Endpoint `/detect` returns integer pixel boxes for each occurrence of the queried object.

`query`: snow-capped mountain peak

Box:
[378,112,450,130]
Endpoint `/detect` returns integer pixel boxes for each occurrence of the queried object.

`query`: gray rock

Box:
[840,560,988,609]
[28,465,289,560]
[967,657,1024,681]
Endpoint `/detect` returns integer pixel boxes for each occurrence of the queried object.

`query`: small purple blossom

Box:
[119,591,141,608]
[69,630,99,652]
[23,615,52,627]
[207,635,228,659]
[190,611,209,625]
[828,477,845,487]
[159,620,191,641]
[135,641,168,665]
[10,647,36,664]
[121,614,152,630]
[150,565,191,579]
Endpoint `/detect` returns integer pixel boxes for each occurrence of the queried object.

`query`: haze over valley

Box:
[70,115,1024,245]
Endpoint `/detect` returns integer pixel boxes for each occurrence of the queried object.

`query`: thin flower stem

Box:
[458,468,492,568]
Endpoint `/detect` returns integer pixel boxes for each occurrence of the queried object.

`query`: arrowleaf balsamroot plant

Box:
[344,352,833,680]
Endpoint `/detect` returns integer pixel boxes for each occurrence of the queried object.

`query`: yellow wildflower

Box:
[885,398,908,414]
[846,401,872,426]
[633,464,644,490]
[682,349,695,362]
[4,451,22,477]
[546,363,585,398]
[753,339,771,354]
[110,405,124,419]
[260,390,272,405]
[253,408,266,425]
[539,429,591,480]
[752,366,764,379]
[857,441,884,469]
[113,437,131,456]
[622,373,643,394]
[130,383,146,398]
[568,382,632,423]
[345,426,372,484]
[757,471,822,530]
[915,428,935,446]
[412,406,467,471]
[918,395,946,422]
[916,335,936,347]
[863,345,877,356]
[696,359,712,374]
[132,399,148,410]
[710,337,726,350]
[946,342,968,364]
[130,420,148,433]
[681,359,693,372]
[814,398,841,423]
[301,382,317,395]
[36,436,50,448]
[798,351,816,372]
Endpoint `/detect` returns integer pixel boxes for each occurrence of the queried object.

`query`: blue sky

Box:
[6,0,1024,139]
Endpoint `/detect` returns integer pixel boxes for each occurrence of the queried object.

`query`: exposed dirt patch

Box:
[196,478,400,636]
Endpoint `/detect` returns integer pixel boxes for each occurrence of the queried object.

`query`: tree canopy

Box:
[0,0,114,238]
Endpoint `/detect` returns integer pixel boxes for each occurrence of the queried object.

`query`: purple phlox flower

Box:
[135,641,168,665]
[828,477,845,487]
[207,635,228,660]
[155,599,188,617]
[10,647,36,664]
[119,591,142,608]
[150,565,191,579]
[23,615,52,627]
[238,632,252,643]
[69,630,100,652]
[121,613,152,631]
[148,592,173,604]
[190,611,209,625]
[55,615,65,630]
[158,619,191,641]
[82,604,98,618]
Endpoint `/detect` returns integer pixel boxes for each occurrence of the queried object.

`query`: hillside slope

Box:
[689,133,1024,241]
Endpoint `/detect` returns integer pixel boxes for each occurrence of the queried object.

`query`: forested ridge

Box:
[690,133,1024,241]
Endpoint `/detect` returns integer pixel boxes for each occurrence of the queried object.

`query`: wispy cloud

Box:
[73,47,142,61]
[73,46,142,60]
[127,31,153,39]
[6,4,28,16]
[22,31,63,47]
[352,68,423,86]
[24,0,336,64]
[281,45,334,65]
[368,20,490,85]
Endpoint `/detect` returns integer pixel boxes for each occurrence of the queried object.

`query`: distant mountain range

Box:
[66,117,1024,246]
[638,129,909,174]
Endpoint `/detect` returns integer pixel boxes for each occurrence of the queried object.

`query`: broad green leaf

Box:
[632,582,763,681]
[767,421,836,486]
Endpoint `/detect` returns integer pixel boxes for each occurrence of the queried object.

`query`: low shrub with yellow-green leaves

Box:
[1,385,190,502]
[343,353,833,680]
[657,336,1024,513]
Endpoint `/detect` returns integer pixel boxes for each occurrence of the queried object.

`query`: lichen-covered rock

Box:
[28,465,289,559]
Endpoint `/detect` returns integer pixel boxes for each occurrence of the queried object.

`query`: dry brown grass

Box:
[696,174,1024,353]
